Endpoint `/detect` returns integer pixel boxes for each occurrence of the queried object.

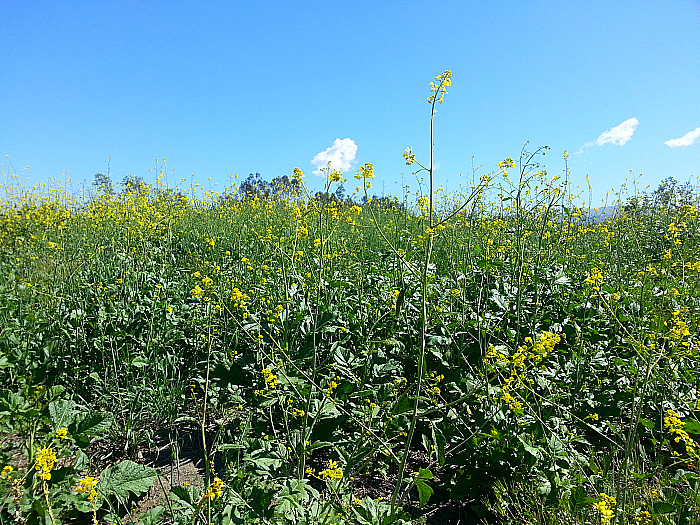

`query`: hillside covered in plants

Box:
[1,74,699,525]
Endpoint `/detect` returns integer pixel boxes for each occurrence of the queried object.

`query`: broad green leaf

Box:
[139,505,165,525]
[49,399,78,429]
[131,356,150,368]
[45,385,66,401]
[682,419,700,435]
[417,467,432,480]
[72,411,114,437]
[97,460,157,502]
[170,485,197,506]
[391,394,412,415]
[415,479,433,508]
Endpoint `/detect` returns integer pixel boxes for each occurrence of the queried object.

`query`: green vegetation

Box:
[1,72,699,524]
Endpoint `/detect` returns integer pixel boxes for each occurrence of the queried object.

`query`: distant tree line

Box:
[89,171,407,212]
[623,177,699,213]
[221,173,406,211]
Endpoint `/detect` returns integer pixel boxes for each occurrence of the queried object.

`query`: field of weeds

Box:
[1,73,700,525]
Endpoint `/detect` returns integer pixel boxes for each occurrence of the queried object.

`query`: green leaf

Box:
[97,460,157,502]
[682,419,700,435]
[138,505,165,525]
[417,468,432,480]
[49,399,78,429]
[131,356,150,368]
[391,394,412,415]
[45,385,66,401]
[652,501,678,514]
[415,479,434,508]
[169,485,196,506]
[518,435,542,459]
[638,418,655,430]
[71,411,114,437]
[305,440,332,453]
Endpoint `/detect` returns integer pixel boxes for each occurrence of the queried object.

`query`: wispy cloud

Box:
[585,117,639,148]
[665,127,700,148]
[311,138,358,175]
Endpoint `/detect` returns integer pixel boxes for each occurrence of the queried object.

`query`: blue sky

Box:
[1,0,699,205]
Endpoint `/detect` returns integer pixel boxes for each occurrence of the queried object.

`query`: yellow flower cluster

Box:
[329,169,343,182]
[593,493,616,524]
[584,267,604,291]
[664,409,697,457]
[636,508,652,524]
[326,377,339,397]
[354,162,375,182]
[683,261,700,272]
[498,158,516,170]
[403,147,416,165]
[425,372,445,402]
[318,459,344,481]
[203,477,224,500]
[296,225,309,239]
[390,289,400,310]
[55,427,68,440]
[502,391,523,412]
[669,309,691,342]
[262,368,279,389]
[486,331,561,413]
[76,476,99,502]
[428,70,452,104]
[393,376,407,396]
[35,447,57,481]
[666,221,686,245]
[230,287,249,308]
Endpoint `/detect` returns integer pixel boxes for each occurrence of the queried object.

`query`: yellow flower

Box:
[319,460,344,481]
[203,477,224,500]
[36,447,57,481]
[593,493,616,524]
[664,409,697,456]
[403,147,416,165]
[584,267,604,291]
[354,163,374,180]
[262,368,279,388]
[498,158,516,170]
[76,476,99,501]
[296,226,309,239]
[55,427,68,440]
[1,465,13,478]
[427,70,452,104]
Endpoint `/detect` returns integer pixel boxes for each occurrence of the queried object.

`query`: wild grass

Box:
[1,74,699,524]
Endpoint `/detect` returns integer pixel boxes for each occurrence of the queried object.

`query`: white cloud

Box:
[665,127,700,148]
[589,117,639,147]
[311,138,358,175]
